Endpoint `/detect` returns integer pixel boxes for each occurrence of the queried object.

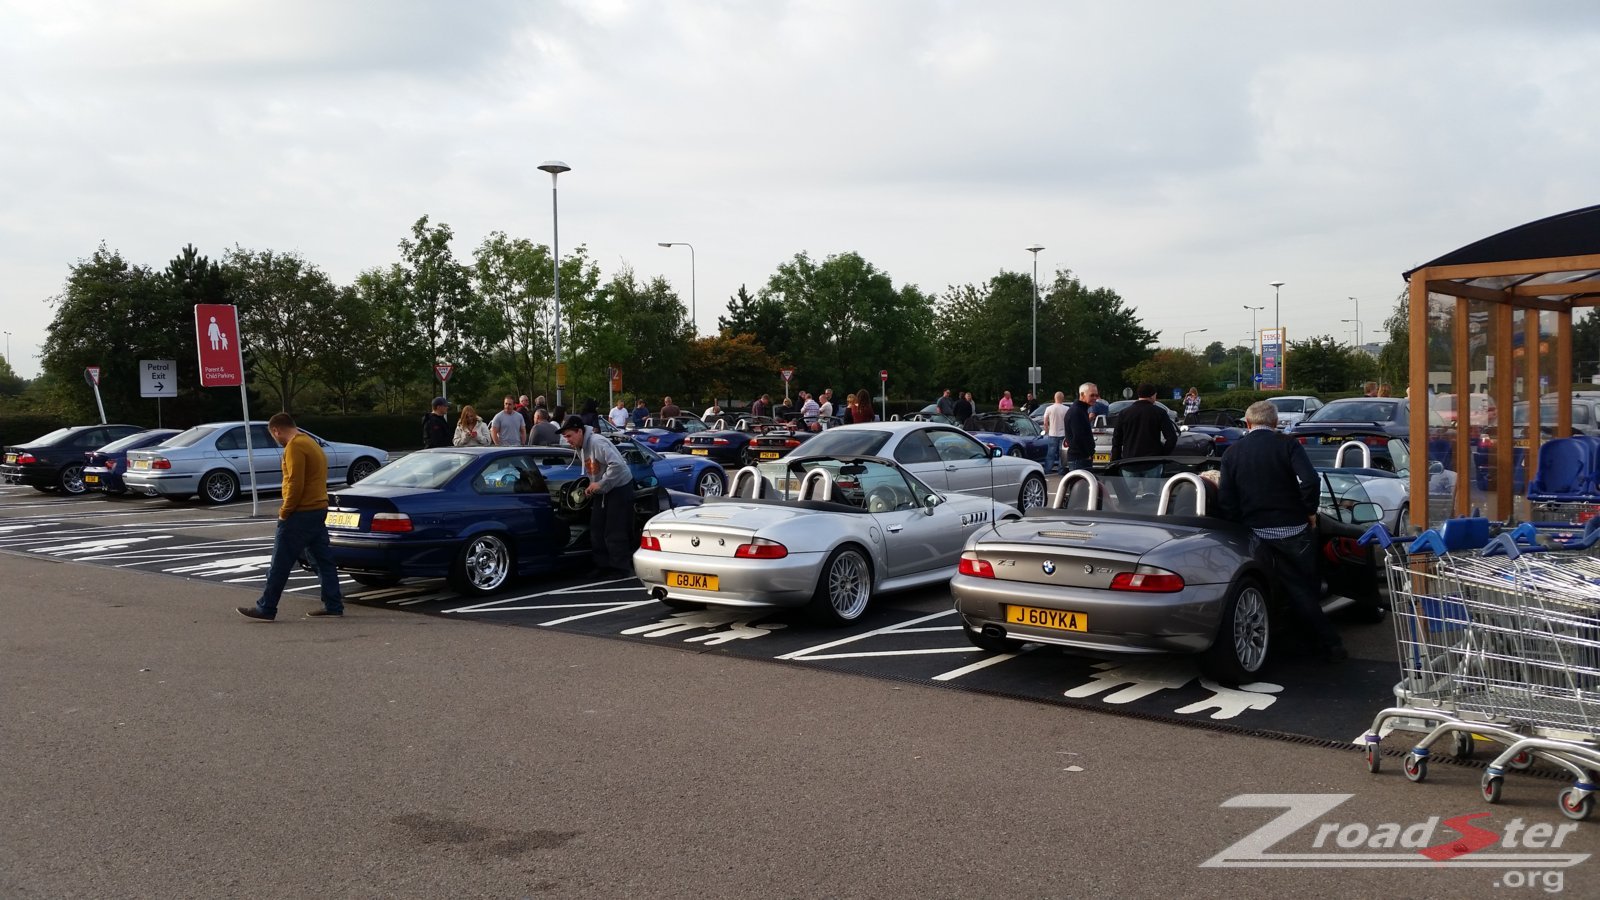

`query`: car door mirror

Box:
[1350,502,1383,524]
[989,446,1004,459]
[1428,460,1444,475]
[922,492,942,514]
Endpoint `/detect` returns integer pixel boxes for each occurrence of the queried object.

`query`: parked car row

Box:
[1,422,389,502]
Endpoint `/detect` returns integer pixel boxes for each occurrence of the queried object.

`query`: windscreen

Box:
[1272,398,1304,413]
[161,425,222,448]
[355,451,475,489]
[100,430,174,452]
[1306,400,1397,423]
[791,428,890,458]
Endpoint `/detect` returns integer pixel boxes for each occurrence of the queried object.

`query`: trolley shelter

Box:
[1403,204,1600,531]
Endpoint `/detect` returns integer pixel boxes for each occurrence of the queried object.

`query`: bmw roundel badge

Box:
[691,537,700,547]
[1083,564,1095,574]
[1042,560,1055,575]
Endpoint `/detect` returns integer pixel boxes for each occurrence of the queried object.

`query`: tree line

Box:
[18,215,1181,425]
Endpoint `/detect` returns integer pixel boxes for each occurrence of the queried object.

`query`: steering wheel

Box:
[560,475,593,511]
[867,486,897,513]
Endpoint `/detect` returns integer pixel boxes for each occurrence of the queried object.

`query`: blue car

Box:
[82,429,180,495]
[967,411,1050,461]
[326,445,708,595]
[626,415,711,453]
[606,434,727,497]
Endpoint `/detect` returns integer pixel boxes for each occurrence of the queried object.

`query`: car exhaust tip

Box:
[650,587,668,600]
[981,624,1007,640]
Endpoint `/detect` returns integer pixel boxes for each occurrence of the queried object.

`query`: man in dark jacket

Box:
[951,391,974,427]
[1111,383,1178,464]
[422,397,451,449]
[1219,401,1347,663]
[1064,383,1098,471]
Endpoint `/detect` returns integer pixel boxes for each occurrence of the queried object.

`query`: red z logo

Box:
[1418,813,1498,861]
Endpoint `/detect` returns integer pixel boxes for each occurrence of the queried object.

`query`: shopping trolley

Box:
[1358,522,1539,781]
[1361,522,1600,820]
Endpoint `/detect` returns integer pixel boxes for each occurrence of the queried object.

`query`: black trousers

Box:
[1261,529,1341,651]
[591,485,635,570]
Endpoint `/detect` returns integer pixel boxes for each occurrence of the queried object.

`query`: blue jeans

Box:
[1065,457,1093,472]
[255,509,343,617]
[1044,436,1064,473]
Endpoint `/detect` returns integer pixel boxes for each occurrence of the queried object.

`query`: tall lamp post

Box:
[1026,244,1044,399]
[538,161,571,408]
[1243,304,1264,381]
[2,330,9,365]
[1345,296,1361,347]
[657,242,696,334]
[1182,328,1208,352]
[1269,280,1285,342]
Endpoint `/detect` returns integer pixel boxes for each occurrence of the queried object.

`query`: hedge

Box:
[0,415,69,448]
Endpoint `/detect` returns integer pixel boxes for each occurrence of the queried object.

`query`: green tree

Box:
[569,267,692,403]
[0,353,25,397]
[681,333,780,404]
[1286,335,1376,393]
[1043,271,1158,399]
[355,264,426,413]
[931,272,1035,401]
[759,251,935,399]
[717,284,791,350]
[1573,310,1600,382]
[473,231,554,396]
[312,285,378,414]
[1123,349,1209,396]
[225,247,338,414]
[1202,340,1227,365]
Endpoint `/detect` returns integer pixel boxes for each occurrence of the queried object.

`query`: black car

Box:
[743,416,846,466]
[1284,397,1447,440]
[681,415,782,466]
[2,425,147,495]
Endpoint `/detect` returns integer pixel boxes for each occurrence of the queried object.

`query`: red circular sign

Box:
[879,370,888,381]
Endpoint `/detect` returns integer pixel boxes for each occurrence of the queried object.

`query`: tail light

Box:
[713,438,730,445]
[151,458,172,470]
[734,538,787,559]
[639,534,661,551]
[370,513,412,533]
[1109,569,1184,592]
[16,452,37,464]
[958,552,995,578]
[105,459,118,471]
[785,439,801,448]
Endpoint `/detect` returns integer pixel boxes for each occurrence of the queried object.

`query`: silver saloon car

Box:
[770,420,1049,511]
[123,421,387,503]
[635,455,1018,624]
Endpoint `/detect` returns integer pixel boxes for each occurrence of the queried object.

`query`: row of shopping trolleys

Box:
[1358,516,1600,821]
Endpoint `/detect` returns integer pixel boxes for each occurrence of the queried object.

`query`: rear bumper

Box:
[123,472,201,497]
[634,548,826,608]
[328,531,457,578]
[82,466,126,492]
[0,464,57,486]
[950,573,1229,654]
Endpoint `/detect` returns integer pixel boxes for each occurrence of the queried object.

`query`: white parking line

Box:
[776,609,956,660]
[537,599,656,625]
[932,649,1030,682]
[793,647,978,662]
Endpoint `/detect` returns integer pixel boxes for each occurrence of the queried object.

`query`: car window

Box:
[358,451,474,489]
[794,428,890,458]
[28,427,73,444]
[1307,400,1398,423]
[1273,398,1304,413]
[1320,472,1375,519]
[163,425,221,448]
[250,425,277,448]
[1011,416,1040,437]
[614,441,648,466]
[215,427,247,451]
[100,430,172,452]
[71,428,109,448]
[474,454,548,495]
[1578,405,1594,427]
[891,430,940,465]
[1387,439,1411,475]
[928,428,988,462]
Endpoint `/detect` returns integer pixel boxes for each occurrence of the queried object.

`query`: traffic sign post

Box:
[434,363,453,401]
[880,370,888,421]
[606,366,622,408]
[194,304,258,515]
[140,359,176,428]
[781,367,794,401]
[84,367,106,424]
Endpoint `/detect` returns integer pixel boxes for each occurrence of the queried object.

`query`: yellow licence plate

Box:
[3,453,15,464]
[1318,436,1348,444]
[325,511,361,529]
[84,474,99,483]
[666,571,719,591]
[1006,604,1088,632]
[1514,440,1531,449]
[758,451,781,459]
[690,448,709,456]
[132,459,150,469]
[1093,453,1110,464]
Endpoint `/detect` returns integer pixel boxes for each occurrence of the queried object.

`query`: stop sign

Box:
[879,369,888,381]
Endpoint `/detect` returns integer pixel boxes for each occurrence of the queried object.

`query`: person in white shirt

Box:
[702,402,724,423]
[1042,391,1069,474]
[608,399,630,428]
[818,388,834,419]
[800,391,820,427]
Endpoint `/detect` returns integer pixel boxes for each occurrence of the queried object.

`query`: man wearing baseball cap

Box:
[560,414,635,574]
[422,397,451,449]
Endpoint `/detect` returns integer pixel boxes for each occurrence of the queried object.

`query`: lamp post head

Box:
[1026,245,1044,254]
[538,160,571,176]
[658,242,673,248]
[1269,281,1284,289]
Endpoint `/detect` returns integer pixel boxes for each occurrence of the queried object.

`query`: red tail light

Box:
[958,552,995,578]
[713,438,730,445]
[734,538,787,559]
[1109,570,1185,592]
[1295,437,1308,444]
[105,459,118,470]
[785,439,801,448]
[16,452,37,464]
[151,458,172,470]
[370,513,412,533]
[639,535,661,551]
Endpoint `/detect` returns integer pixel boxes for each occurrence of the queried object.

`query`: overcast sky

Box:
[3,1,1598,380]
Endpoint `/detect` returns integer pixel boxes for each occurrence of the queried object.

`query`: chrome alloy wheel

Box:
[696,470,725,497]
[463,535,511,592]
[1232,585,1270,673]
[826,549,871,620]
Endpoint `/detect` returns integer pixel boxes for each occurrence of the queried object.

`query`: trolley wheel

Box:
[1403,753,1428,783]
[1365,743,1381,774]
[1509,750,1534,771]
[1482,774,1504,804]
[1559,788,1594,822]
[1452,731,1475,760]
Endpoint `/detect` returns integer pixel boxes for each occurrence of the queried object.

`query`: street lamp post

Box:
[538,161,571,409]
[1243,304,1263,381]
[1346,296,1361,347]
[1269,280,1285,343]
[2,330,9,366]
[1182,328,1208,352]
[1341,318,1363,346]
[658,242,696,334]
[1026,245,1044,399]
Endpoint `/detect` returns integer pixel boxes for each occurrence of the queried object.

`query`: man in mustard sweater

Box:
[237,412,345,621]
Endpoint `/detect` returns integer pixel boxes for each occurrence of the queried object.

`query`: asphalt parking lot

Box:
[7,481,1600,896]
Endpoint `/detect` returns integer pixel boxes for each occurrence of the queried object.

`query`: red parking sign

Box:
[195,304,243,387]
